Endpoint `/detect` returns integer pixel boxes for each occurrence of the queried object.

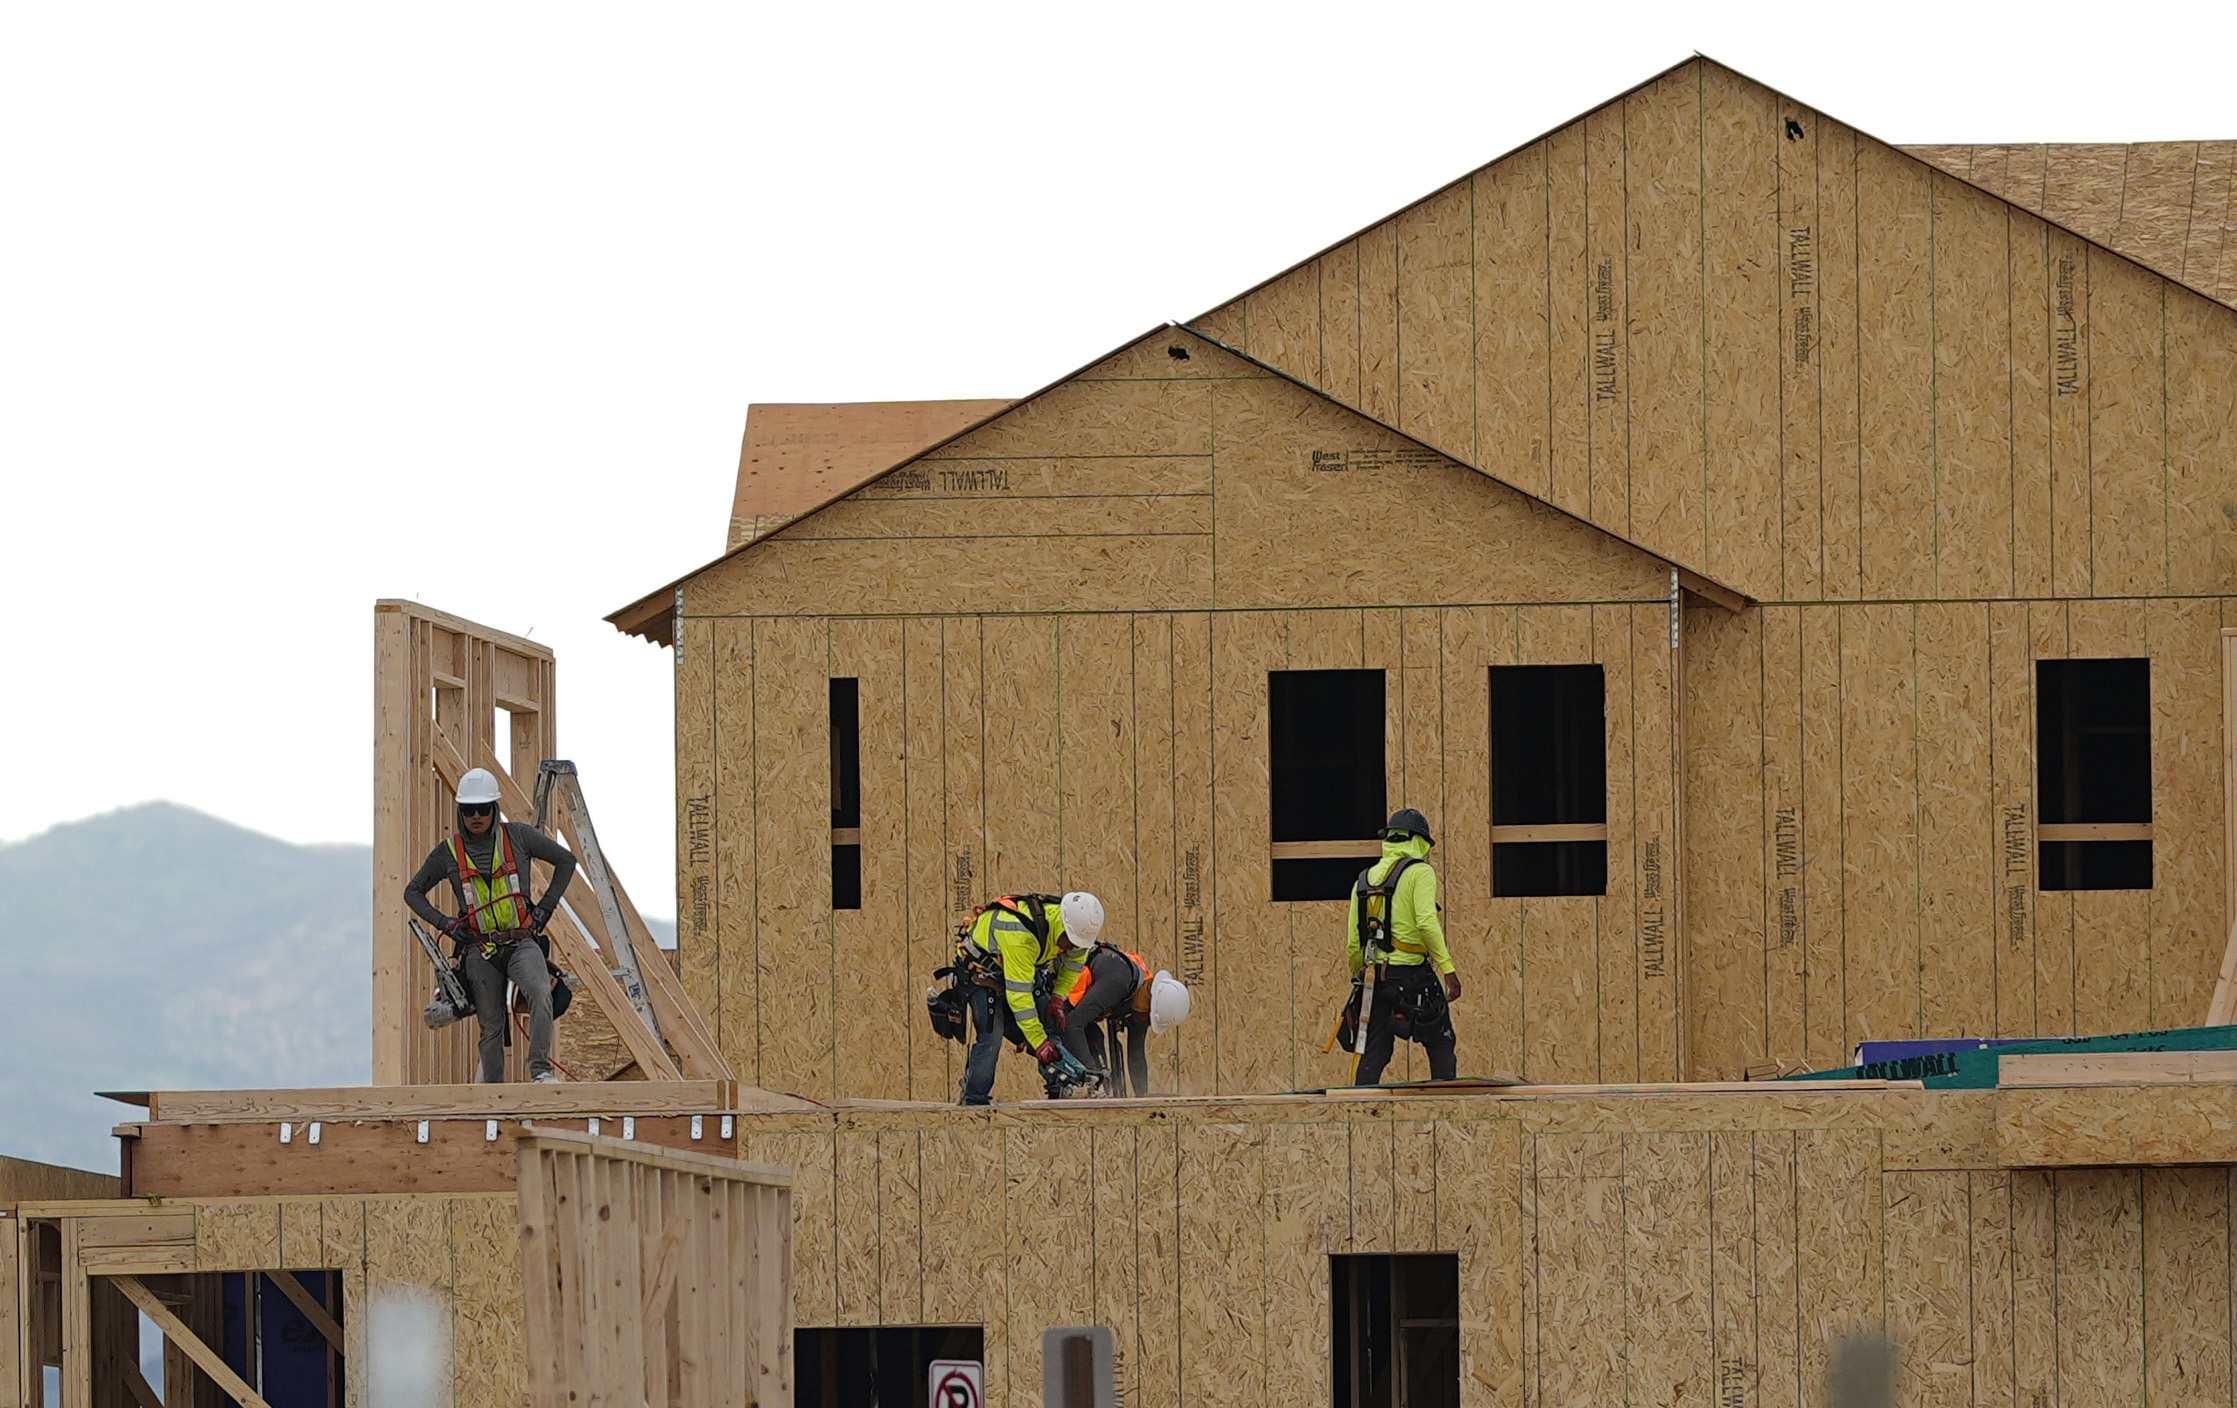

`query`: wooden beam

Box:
[1675,567,1749,613]
[263,1272,343,1355]
[61,1220,88,1408]
[374,600,553,662]
[2036,822,2153,842]
[1490,823,1610,844]
[122,1362,162,1408]
[146,1080,741,1123]
[108,1275,275,1408]
[1267,840,1382,860]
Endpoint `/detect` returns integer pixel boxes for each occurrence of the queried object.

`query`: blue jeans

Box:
[960,984,1006,1105]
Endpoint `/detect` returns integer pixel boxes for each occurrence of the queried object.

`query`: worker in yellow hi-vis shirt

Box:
[1345,809,1461,1084]
[953,891,1099,1104]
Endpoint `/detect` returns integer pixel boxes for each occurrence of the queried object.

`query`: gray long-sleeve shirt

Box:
[403,819,577,935]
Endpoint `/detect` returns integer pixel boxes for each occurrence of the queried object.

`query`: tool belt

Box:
[1380,964,1452,1043]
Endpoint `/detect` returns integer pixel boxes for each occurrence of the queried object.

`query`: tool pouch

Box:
[926,966,971,1044]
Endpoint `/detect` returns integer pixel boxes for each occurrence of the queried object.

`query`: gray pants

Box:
[463,940,553,1082]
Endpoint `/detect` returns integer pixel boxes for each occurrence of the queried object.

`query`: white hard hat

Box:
[456,768,502,806]
[1148,971,1191,1033]
[1059,892,1104,948]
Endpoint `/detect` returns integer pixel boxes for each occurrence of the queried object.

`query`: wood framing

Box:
[515,1131,790,1408]
[373,601,558,1085]
[8,1103,790,1408]
[375,600,730,1088]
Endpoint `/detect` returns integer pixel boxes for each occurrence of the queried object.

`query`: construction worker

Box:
[402,768,578,1084]
[955,891,1100,1105]
[1050,946,1191,1096]
[1346,807,1461,1084]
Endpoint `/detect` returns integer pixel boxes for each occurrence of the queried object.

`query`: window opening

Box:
[2037,657,2152,890]
[1332,1254,1459,1408]
[831,678,862,910]
[1269,670,1387,901]
[796,1325,985,1408]
[215,1270,344,1407]
[1489,665,1607,896]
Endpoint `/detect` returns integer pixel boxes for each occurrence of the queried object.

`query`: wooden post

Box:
[373,605,416,1086]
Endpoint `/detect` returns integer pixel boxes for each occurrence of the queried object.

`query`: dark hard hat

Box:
[1382,808,1435,845]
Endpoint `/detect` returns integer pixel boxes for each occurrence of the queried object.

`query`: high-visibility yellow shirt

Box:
[967,900,1083,1048]
[1344,835,1453,976]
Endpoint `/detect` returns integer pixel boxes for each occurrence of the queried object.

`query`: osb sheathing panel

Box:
[1196,58,2237,605]
[1905,141,2237,311]
[683,333,1669,621]
[677,332,1679,1098]
[1684,597,2234,1080]
[678,597,1680,1098]
[745,1095,2236,1408]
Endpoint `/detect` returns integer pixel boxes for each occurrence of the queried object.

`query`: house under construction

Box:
[10,52,2237,1408]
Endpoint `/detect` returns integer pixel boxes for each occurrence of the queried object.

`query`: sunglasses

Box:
[459,803,496,817]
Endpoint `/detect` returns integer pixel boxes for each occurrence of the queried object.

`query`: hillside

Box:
[0,803,373,1169]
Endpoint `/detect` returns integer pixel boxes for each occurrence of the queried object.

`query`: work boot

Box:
[532,1071,561,1084]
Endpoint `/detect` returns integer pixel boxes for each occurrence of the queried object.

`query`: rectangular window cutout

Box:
[831,678,862,910]
[1489,665,1607,896]
[796,1325,985,1408]
[1270,669,1387,901]
[2037,657,2152,890]
[1332,1253,1459,1408]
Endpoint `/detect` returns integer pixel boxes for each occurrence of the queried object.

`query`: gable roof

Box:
[1903,143,2237,311]
[607,324,1741,643]
[725,399,1013,552]
[1183,55,2237,604]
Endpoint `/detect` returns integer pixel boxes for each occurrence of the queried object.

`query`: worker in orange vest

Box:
[1049,942,1191,1096]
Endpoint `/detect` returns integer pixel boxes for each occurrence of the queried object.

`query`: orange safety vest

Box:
[1067,946,1151,1016]
[449,826,532,935]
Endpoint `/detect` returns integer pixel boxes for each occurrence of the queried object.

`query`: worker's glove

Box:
[1046,998,1070,1032]
[529,903,554,933]
[1034,1039,1062,1066]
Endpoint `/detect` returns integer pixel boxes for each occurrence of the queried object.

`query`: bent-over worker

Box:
[1346,807,1461,1084]
[1050,945,1191,1096]
[403,767,577,1084]
[955,891,1100,1105]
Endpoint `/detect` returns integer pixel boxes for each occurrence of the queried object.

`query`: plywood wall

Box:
[1194,58,2237,607]
[739,1093,2237,1408]
[672,335,1683,1099]
[1684,597,2234,1078]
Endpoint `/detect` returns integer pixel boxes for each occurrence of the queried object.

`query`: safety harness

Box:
[927,894,1067,1046]
[1353,857,1424,970]
[449,826,533,954]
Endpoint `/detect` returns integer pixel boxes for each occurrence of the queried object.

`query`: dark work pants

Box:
[463,940,553,1082]
[1058,948,1139,1066]
[1352,963,1457,1085]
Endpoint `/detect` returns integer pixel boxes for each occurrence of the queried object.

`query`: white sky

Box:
[4,0,2233,906]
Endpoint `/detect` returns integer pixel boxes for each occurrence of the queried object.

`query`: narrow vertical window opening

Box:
[1489,664,1608,896]
[1269,669,1387,901]
[830,678,861,910]
[2037,657,2151,891]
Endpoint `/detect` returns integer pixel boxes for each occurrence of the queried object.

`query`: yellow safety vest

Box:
[449,827,531,934]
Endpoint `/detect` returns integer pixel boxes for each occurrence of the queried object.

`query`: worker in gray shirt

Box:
[403,767,578,1082]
